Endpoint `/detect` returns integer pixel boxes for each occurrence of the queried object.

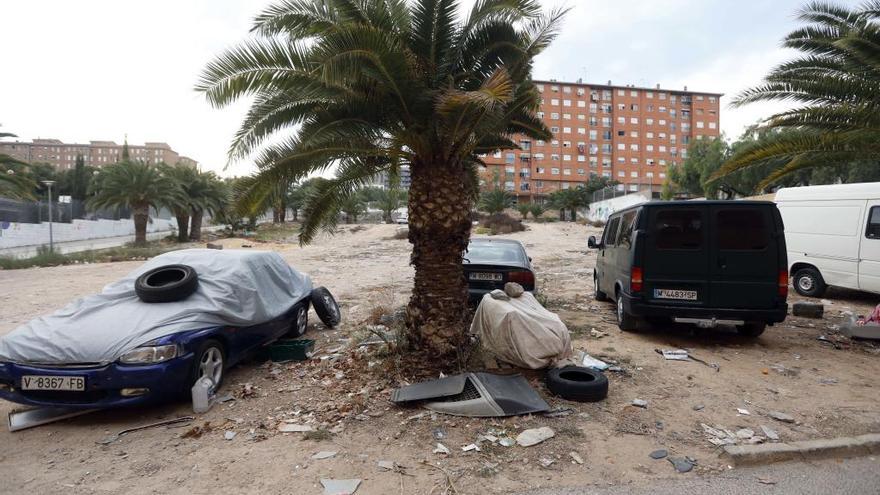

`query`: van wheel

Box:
[736,322,766,338]
[793,268,826,297]
[616,293,639,332]
[594,272,609,301]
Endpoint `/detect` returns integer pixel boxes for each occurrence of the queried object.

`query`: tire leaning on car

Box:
[546,366,609,402]
[135,264,199,303]
[311,287,341,328]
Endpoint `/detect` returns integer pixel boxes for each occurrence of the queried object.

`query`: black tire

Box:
[616,291,640,332]
[793,268,826,297]
[189,339,225,389]
[736,322,767,338]
[311,287,341,328]
[135,264,199,303]
[287,304,309,338]
[546,366,609,402]
[594,271,609,301]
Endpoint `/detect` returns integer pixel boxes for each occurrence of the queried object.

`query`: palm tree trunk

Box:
[189,209,204,241]
[133,205,149,246]
[405,164,473,356]
[174,208,190,242]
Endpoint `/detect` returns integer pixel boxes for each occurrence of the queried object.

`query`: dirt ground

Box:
[1,222,879,494]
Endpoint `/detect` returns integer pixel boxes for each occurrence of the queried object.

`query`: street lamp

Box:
[41,180,56,252]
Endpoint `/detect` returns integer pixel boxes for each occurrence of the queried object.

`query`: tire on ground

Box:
[311,286,341,328]
[135,264,199,303]
[545,366,609,402]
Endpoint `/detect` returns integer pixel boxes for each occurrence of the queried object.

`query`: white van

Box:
[775,182,880,297]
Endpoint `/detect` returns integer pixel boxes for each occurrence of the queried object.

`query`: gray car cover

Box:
[0,249,312,365]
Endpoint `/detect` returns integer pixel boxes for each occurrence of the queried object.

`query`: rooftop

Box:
[534,79,724,97]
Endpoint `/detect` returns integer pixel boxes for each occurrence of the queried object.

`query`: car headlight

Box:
[119,344,179,365]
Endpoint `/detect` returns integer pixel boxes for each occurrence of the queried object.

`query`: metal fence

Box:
[0,197,173,224]
[591,183,662,203]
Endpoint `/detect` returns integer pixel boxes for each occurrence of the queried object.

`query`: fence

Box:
[591,183,663,203]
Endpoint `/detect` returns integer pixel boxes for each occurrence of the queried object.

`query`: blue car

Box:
[0,250,340,409]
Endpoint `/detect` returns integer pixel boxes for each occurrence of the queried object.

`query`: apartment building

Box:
[481,80,722,201]
[0,138,198,170]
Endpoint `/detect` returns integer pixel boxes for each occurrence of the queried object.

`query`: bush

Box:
[479,213,525,235]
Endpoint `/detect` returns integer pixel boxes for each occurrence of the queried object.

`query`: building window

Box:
[563,99,572,107]
[563,155,572,161]
[696,121,705,129]
[551,154,560,161]
[617,170,625,177]
[709,122,717,129]
[551,98,559,105]
[505,153,515,163]
[577,101,586,108]
[551,167,560,175]
[562,113,571,119]
[563,168,572,175]
[562,127,571,134]
[551,112,559,119]
[646,91,653,99]
[630,171,638,178]
[577,156,586,163]
[536,84,544,92]
[617,143,625,151]
[550,126,559,133]
[563,86,571,94]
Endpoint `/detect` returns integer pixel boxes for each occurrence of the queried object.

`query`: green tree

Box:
[197,0,567,355]
[161,163,198,242]
[717,1,880,187]
[516,203,531,220]
[0,147,36,200]
[479,188,515,214]
[665,137,730,198]
[340,190,367,223]
[89,161,183,245]
[188,171,229,241]
[374,187,404,223]
[529,202,545,219]
[547,187,587,221]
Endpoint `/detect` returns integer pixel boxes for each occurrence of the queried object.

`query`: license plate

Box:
[654,289,698,301]
[21,375,85,392]
[469,272,502,282]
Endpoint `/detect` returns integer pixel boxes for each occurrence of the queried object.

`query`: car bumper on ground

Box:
[0,354,196,409]
[622,293,788,324]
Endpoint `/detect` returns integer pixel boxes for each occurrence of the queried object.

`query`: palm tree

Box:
[715,1,880,187]
[340,190,367,223]
[529,202,545,219]
[547,187,587,221]
[0,155,36,200]
[89,161,183,245]
[374,187,404,223]
[479,188,515,215]
[162,163,199,242]
[516,203,531,220]
[188,172,228,242]
[197,0,566,356]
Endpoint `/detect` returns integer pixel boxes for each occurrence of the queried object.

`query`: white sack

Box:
[470,291,571,369]
[0,249,312,365]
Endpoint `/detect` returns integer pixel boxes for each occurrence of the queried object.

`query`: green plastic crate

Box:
[265,339,315,362]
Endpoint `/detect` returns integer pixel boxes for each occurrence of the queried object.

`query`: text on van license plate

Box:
[470,272,502,282]
[654,289,697,301]
[21,375,85,391]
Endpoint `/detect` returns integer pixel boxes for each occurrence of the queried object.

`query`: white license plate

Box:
[21,375,85,391]
[470,272,502,282]
[654,289,698,301]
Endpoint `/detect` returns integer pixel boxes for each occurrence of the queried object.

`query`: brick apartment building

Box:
[481,80,722,202]
[0,138,197,170]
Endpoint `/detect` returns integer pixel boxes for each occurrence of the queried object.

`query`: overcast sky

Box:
[0,0,830,177]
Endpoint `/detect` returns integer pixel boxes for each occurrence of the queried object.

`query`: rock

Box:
[312,451,337,460]
[569,452,584,464]
[499,437,516,447]
[278,424,313,433]
[632,399,648,408]
[539,457,555,468]
[736,428,755,440]
[792,301,824,318]
[377,460,395,471]
[320,479,361,495]
[433,443,450,455]
[693,404,705,411]
[504,282,525,298]
[737,408,750,415]
[462,444,480,452]
[649,449,668,459]
[224,431,237,441]
[668,457,694,473]
[768,411,796,423]
[516,427,555,447]
[760,425,779,441]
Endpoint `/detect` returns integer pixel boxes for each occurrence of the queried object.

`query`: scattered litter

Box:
[278,423,314,433]
[580,353,609,370]
[649,449,668,459]
[217,394,235,403]
[760,425,779,441]
[377,460,395,471]
[668,457,694,473]
[737,408,750,416]
[660,349,689,361]
[736,428,755,439]
[539,457,555,468]
[590,329,608,339]
[8,407,99,433]
[224,431,237,441]
[462,443,480,452]
[632,399,648,408]
[312,451,337,460]
[499,437,516,447]
[391,373,550,417]
[516,427,555,447]
[433,443,450,455]
[768,411,795,423]
[489,289,510,301]
[819,378,838,385]
[758,478,777,485]
[320,478,361,495]
[544,408,574,418]
[97,416,194,445]
[432,427,447,440]
[570,452,584,464]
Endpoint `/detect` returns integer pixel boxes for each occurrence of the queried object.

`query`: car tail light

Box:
[508,271,535,287]
[631,267,643,293]
[778,270,789,298]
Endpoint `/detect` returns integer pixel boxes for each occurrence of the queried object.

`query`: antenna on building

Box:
[684,85,688,91]
[607,80,611,86]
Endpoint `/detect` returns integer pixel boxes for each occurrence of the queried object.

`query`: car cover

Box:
[0,249,312,365]
[470,291,572,369]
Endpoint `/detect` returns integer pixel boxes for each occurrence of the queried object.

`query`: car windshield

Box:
[465,243,524,264]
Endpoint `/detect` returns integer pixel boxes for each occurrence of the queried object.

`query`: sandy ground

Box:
[0,222,879,494]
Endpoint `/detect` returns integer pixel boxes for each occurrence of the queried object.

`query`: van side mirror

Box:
[588,235,599,249]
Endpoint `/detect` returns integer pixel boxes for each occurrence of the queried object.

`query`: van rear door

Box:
[707,205,778,309]
[642,206,710,307]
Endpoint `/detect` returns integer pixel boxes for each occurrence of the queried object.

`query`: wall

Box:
[587,191,652,223]
[0,217,177,251]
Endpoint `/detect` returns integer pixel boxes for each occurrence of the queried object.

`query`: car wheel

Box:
[616,292,639,332]
[546,366,608,402]
[594,272,609,301]
[191,339,225,389]
[311,287,341,328]
[287,304,308,338]
[736,322,767,338]
[135,264,199,303]
[793,268,826,297]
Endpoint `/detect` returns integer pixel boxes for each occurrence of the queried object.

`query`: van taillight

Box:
[778,270,789,298]
[631,267,643,293]
[508,271,535,286]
